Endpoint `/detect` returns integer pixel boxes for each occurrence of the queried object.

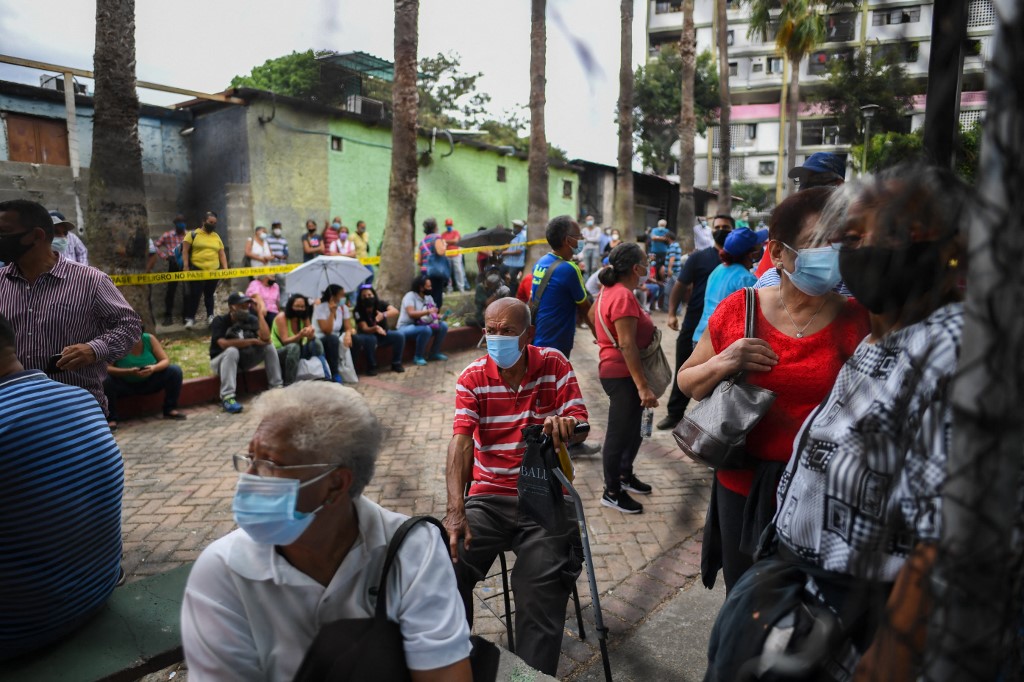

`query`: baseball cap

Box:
[227,292,252,306]
[49,210,75,230]
[723,227,768,258]
[444,218,454,226]
[788,152,846,184]
[511,219,526,228]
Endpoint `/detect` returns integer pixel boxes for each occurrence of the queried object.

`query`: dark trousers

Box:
[455,495,582,676]
[427,275,447,309]
[600,376,644,493]
[186,278,219,319]
[163,259,184,320]
[102,365,183,422]
[353,330,405,368]
[665,323,698,421]
[716,481,755,591]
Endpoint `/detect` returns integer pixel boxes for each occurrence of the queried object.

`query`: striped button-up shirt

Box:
[0,255,142,414]
[453,345,588,497]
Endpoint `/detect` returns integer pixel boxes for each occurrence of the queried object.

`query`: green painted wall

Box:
[327,117,579,270]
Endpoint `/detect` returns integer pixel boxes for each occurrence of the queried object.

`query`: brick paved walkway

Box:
[116,315,714,680]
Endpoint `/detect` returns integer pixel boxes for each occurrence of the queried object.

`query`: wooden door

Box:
[5,113,70,165]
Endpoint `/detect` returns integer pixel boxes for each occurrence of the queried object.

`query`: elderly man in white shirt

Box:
[181,383,472,682]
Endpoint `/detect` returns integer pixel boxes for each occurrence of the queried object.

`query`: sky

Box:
[0,0,649,166]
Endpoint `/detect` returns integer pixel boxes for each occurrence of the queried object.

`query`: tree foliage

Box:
[633,45,719,176]
[815,49,915,142]
[417,51,492,129]
[853,121,982,183]
[230,50,332,101]
[730,181,775,212]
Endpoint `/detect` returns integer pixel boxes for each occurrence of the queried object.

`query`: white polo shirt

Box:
[181,495,471,681]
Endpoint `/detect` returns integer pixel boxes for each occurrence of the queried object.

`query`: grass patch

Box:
[160,335,213,380]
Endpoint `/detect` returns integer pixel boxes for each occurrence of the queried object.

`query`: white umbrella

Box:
[285,256,369,299]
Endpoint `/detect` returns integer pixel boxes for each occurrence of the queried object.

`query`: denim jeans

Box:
[398,321,447,358]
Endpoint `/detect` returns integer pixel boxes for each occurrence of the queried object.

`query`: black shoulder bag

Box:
[292,515,499,682]
[528,258,563,324]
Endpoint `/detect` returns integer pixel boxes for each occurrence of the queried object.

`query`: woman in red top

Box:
[679,187,869,590]
[594,243,658,514]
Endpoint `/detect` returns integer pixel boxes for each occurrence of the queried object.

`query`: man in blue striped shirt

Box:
[0,312,124,660]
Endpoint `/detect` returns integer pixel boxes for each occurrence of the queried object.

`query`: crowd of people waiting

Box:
[0,152,1013,681]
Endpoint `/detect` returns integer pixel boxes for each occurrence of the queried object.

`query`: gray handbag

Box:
[596,290,673,398]
[672,288,776,469]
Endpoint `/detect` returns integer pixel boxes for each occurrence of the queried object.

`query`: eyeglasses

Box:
[232,454,338,477]
[829,234,865,251]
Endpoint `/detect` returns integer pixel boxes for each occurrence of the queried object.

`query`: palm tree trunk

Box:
[88,0,152,329]
[715,0,732,214]
[785,58,800,196]
[614,0,635,236]
[527,0,549,266]
[677,0,697,253]
[378,0,420,304]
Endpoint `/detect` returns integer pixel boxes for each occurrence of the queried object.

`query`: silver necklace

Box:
[780,287,828,338]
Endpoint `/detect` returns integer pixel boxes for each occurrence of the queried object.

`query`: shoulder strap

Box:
[595,290,618,349]
[529,258,563,317]
[744,287,757,339]
[374,515,446,619]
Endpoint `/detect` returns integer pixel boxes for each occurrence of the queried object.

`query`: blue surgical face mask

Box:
[782,244,841,296]
[486,331,525,369]
[572,237,585,256]
[331,222,341,230]
[232,470,334,546]
[52,237,69,253]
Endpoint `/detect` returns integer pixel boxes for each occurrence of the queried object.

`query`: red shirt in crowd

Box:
[515,274,533,303]
[594,283,655,380]
[708,290,869,496]
[453,345,588,497]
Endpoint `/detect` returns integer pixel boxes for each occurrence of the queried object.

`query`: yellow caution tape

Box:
[112,239,542,286]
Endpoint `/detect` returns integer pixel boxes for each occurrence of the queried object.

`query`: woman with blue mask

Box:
[592,242,660,515]
[678,187,870,592]
[181,383,473,682]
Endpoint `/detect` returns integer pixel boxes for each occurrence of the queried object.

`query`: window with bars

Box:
[752,62,764,73]
[960,110,984,128]
[727,30,734,46]
[711,156,747,183]
[759,160,776,176]
[808,49,854,75]
[801,119,845,146]
[872,6,921,25]
[712,124,751,150]
[826,13,857,42]
[767,57,785,74]
[728,62,738,76]
[872,42,919,64]
[967,0,995,27]
[497,166,507,182]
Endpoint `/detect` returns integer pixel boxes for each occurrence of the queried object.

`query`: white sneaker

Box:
[184,318,195,329]
[207,315,215,325]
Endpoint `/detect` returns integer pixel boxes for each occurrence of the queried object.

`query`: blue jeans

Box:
[399,321,447,358]
[354,330,405,368]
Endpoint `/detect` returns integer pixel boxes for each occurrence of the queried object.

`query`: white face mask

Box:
[52,237,69,253]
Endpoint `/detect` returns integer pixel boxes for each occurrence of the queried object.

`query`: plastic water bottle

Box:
[640,408,654,439]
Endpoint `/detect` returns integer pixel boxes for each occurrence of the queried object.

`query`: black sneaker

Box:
[621,474,652,495]
[366,366,379,376]
[391,363,405,373]
[656,415,679,431]
[601,489,643,514]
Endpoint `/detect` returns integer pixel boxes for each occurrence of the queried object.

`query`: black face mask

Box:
[285,308,307,320]
[231,309,249,323]
[0,230,34,263]
[713,229,731,248]
[838,241,947,314]
[307,227,317,233]
[203,223,216,232]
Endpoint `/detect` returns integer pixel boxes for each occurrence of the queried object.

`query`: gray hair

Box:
[252,383,381,497]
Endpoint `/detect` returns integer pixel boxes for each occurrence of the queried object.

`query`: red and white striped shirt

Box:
[0,255,142,414]
[454,345,588,497]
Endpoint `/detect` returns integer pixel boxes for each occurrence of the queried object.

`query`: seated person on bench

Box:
[0,312,124,661]
[181,382,472,682]
[443,297,590,676]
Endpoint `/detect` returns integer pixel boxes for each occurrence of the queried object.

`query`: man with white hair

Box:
[182,382,473,682]
[649,218,672,267]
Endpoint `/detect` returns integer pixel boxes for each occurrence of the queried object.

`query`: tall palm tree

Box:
[378,0,420,304]
[526,0,549,265]
[715,0,733,214]
[745,0,835,195]
[677,0,697,252]
[88,0,151,328]
[614,0,635,236]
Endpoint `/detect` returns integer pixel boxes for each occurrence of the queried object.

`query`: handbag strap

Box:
[374,515,447,619]
[595,290,619,349]
[744,287,757,339]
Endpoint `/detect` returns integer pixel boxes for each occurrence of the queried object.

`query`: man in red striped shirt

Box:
[443,297,590,675]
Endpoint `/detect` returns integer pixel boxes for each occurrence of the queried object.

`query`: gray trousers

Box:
[210,345,283,399]
[455,494,582,676]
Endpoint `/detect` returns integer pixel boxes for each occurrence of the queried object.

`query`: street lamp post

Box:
[860,104,880,175]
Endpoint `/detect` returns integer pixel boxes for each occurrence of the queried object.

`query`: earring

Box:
[947,257,960,269]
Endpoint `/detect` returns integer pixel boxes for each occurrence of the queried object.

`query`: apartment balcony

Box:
[649,1,684,32]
